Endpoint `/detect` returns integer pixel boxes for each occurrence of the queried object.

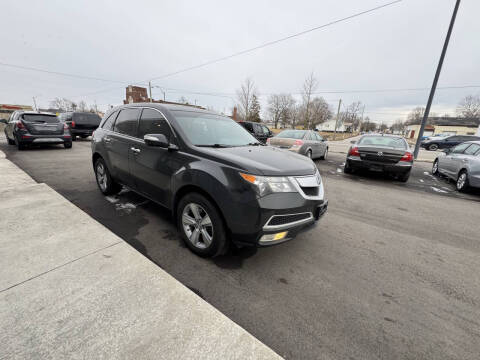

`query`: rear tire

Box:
[456,170,469,192]
[72,135,77,141]
[64,141,72,149]
[15,137,26,150]
[306,149,312,159]
[320,147,328,160]
[177,193,228,257]
[427,143,439,151]
[344,160,353,174]
[94,158,121,195]
[398,170,411,183]
[80,135,88,139]
[6,132,15,145]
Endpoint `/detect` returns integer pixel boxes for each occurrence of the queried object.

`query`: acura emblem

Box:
[377,151,383,156]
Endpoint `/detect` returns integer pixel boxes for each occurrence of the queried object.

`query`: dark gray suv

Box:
[91,103,327,257]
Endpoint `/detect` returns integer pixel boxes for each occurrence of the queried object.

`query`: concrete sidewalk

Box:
[0,151,281,359]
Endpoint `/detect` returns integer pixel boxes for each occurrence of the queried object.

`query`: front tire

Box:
[320,147,328,160]
[432,159,439,176]
[427,143,439,151]
[94,158,121,195]
[177,193,228,257]
[456,170,469,192]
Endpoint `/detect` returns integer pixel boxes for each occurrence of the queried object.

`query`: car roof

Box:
[114,102,218,115]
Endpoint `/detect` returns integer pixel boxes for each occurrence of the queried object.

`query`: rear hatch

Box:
[358,146,405,164]
[72,112,102,130]
[269,137,296,149]
[22,114,63,135]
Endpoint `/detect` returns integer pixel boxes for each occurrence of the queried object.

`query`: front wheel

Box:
[177,193,228,257]
[94,158,121,195]
[456,170,469,192]
[432,159,439,175]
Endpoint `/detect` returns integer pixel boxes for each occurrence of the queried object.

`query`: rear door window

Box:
[102,111,118,131]
[114,108,140,137]
[138,108,172,140]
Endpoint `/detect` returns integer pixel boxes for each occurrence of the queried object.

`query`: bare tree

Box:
[267,94,282,128]
[178,96,189,104]
[236,78,257,121]
[310,97,332,129]
[280,94,296,128]
[390,119,406,134]
[342,101,363,131]
[49,97,77,111]
[77,100,88,112]
[406,107,425,125]
[301,73,318,129]
[457,95,480,118]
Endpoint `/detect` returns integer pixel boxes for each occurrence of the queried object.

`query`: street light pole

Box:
[148,81,153,102]
[333,99,342,140]
[413,0,461,159]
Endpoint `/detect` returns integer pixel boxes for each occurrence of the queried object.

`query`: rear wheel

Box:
[306,149,312,159]
[320,147,328,160]
[15,137,26,150]
[94,158,121,195]
[398,170,411,183]
[456,170,469,192]
[432,159,439,175]
[64,141,72,149]
[80,135,88,139]
[6,132,15,145]
[72,135,77,141]
[177,193,228,257]
[427,143,439,151]
[344,160,353,174]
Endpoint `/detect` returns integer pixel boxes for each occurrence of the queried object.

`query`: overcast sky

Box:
[1,0,479,124]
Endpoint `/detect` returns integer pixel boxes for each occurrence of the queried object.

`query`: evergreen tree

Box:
[249,94,261,122]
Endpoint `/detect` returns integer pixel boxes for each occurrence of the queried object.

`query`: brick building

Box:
[123,85,204,109]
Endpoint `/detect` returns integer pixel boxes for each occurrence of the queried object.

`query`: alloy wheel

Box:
[307,150,312,159]
[182,203,213,249]
[457,172,467,190]
[96,163,108,191]
[432,160,438,174]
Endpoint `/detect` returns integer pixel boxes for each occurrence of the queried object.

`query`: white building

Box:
[315,119,346,132]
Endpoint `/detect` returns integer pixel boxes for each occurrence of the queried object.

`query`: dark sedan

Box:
[344,134,413,182]
[421,134,480,151]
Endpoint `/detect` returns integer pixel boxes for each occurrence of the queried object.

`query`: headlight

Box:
[239,173,296,197]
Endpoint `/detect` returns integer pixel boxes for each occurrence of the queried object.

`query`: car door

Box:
[130,108,181,207]
[442,142,471,177]
[107,107,140,187]
[453,143,480,177]
[6,112,19,139]
[315,133,327,156]
[253,123,265,143]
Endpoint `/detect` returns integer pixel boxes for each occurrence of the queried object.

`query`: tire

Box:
[5,132,15,145]
[80,135,88,139]
[306,149,312,159]
[320,147,328,160]
[456,170,469,192]
[15,137,26,150]
[72,135,77,141]
[344,160,353,174]
[64,141,72,149]
[177,192,228,257]
[398,170,411,183]
[427,143,439,151]
[94,158,121,195]
[432,159,439,176]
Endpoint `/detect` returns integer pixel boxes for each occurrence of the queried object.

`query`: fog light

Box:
[259,231,288,244]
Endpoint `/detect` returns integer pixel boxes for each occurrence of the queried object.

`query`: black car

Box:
[344,134,413,182]
[421,135,480,151]
[58,111,102,141]
[91,104,327,257]
[237,121,273,143]
[2,111,72,150]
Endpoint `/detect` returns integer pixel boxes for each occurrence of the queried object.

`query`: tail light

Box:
[71,121,76,128]
[293,139,304,147]
[349,146,360,157]
[16,121,26,130]
[400,151,413,162]
[63,123,69,130]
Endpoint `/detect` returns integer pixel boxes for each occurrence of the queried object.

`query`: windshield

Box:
[22,114,59,123]
[72,112,101,125]
[172,111,259,147]
[357,136,407,149]
[276,130,306,139]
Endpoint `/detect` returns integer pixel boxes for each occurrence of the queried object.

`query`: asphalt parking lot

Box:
[2,138,479,360]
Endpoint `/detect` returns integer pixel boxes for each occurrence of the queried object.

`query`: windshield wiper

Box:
[195,144,231,148]
[247,142,263,146]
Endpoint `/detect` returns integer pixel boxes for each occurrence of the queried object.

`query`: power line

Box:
[148,0,403,81]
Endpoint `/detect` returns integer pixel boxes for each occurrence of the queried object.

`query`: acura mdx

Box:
[91,104,328,257]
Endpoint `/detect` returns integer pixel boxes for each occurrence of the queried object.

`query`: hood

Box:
[196,145,316,176]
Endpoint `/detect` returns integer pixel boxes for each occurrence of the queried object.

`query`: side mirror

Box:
[0,118,7,124]
[144,134,169,148]
[442,148,451,154]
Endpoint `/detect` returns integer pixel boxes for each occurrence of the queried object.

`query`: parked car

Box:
[237,121,273,143]
[432,141,480,192]
[267,129,328,160]
[91,104,328,257]
[1,111,72,150]
[344,134,413,182]
[421,134,480,151]
[59,111,102,141]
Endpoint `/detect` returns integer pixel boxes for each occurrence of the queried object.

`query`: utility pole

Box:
[32,96,38,112]
[148,81,153,102]
[333,99,342,140]
[360,104,365,132]
[414,0,461,159]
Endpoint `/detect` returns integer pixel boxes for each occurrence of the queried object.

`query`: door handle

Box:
[104,137,112,143]
[131,147,141,154]
[462,158,468,162]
